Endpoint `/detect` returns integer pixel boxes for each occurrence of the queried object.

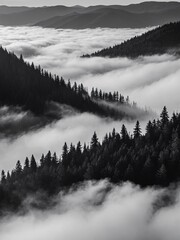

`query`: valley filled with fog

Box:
[0,25,180,171]
[0,7,180,239]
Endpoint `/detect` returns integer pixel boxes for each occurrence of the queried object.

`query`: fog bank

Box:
[0,181,180,240]
[0,26,179,171]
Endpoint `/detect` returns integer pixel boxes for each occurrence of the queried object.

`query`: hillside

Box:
[0,46,142,130]
[1,107,180,213]
[83,22,180,58]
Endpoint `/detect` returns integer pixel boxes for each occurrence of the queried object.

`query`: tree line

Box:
[1,106,180,213]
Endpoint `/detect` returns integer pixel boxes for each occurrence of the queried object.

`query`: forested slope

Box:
[1,107,180,213]
[84,22,180,58]
[0,47,136,121]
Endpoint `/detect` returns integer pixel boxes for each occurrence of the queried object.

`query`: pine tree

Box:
[30,155,37,172]
[45,151,52,166]
[62,142,68,165]
[160,106,169,126]
[40,154,45,167]
[133,121,142,138]
[24,157,30,170]
[1,170,6,184]
[121,124,128,140]
[76,141,82,154]
[91,88,95,98]
[91,132,99,149]
[15,160,22,174]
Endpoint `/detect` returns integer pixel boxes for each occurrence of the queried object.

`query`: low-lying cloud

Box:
[0,180,180,240]
[0,26,179,114]
[0,25,179,171]
[0,110,152,172]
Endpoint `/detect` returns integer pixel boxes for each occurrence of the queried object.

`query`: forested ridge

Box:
[83,22,180,58]
[1,107,180,213]
[0,46,136,121]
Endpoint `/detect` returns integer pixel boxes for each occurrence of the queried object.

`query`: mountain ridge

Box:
[0,2,180,28]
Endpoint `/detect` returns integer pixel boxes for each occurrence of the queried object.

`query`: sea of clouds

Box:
[0,26,179,171]
[0,25,180,240]
[0,26,179,112]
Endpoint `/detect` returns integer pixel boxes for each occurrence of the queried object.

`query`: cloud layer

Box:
[0,26,179,171]
[1,111,151,172]
[0,26,179,114]
[0,180,180,240]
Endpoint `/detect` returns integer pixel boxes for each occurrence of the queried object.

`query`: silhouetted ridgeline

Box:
[1,107,180,213]
[0,46,136,121]
[83,22,180,58]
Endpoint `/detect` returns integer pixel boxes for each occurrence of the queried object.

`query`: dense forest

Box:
[1,106,180,213]
[83,22,180,58]
[0,46,138,122]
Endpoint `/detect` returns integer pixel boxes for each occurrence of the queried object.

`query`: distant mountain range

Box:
[0,2,180,28]
[0,5,30,14]
[83,22,180,58]
[35,7,180,29]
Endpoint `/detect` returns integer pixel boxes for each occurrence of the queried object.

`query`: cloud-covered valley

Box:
[0,26,179,114]
[0,25,180,240]
[0,26,179,171]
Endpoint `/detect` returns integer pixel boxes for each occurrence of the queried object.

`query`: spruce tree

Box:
[133,121,142,138]
[91,132,99,149]
[160,106,169,126]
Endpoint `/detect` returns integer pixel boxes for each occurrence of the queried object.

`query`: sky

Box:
[0,0,179,7]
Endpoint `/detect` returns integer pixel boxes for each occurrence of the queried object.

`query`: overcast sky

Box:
[0,0,179,7]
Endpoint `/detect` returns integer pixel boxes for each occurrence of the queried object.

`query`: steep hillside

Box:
[83,22,180,58]
[0,47,140,123]
[1,107,180,212]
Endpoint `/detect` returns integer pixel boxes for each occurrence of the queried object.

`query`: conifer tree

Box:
[1,170,6,184]
[133,121,142,138]
[160,106,169,126]
[30,155,37,172]
[91,132,99,149]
